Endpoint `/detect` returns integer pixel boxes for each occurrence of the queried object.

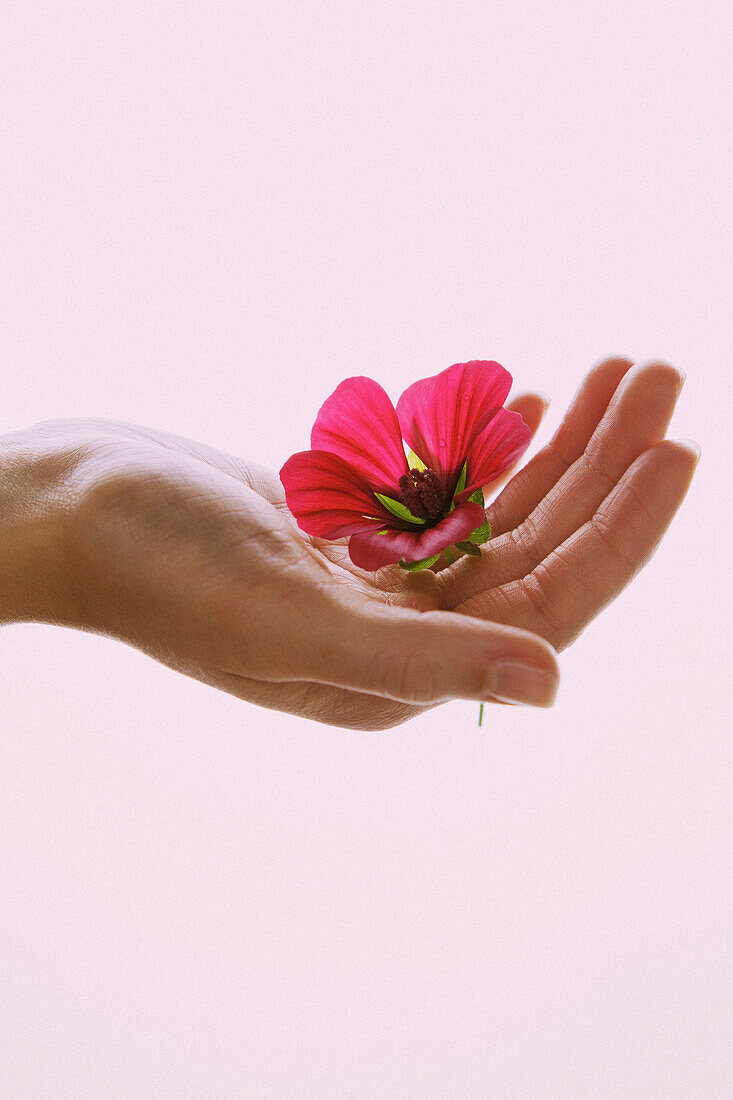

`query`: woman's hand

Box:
[0,354,698,730]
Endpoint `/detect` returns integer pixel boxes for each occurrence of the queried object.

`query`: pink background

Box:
[1,2,730,1095]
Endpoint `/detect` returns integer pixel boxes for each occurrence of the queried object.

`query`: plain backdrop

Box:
[1,2,731,1097]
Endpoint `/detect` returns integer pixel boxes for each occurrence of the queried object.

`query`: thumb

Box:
[294,596,560,708]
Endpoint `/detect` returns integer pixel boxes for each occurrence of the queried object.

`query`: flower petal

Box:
[396,360,513,488]
[310,376,409,491]
[347,501,485,571]
[454,407,532,501]
[279,449,390,539]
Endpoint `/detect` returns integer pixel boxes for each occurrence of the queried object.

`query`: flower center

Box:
[398,467,446,524]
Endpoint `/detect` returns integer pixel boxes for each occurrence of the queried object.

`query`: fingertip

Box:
[583,355,636,398]
[675,438,701,462]
[507,391,549,418]
[590,353,636,372]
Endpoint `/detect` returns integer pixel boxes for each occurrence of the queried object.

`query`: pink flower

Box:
[279,360,531,571]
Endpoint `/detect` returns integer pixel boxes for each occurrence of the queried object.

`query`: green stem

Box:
[478,703,484,727]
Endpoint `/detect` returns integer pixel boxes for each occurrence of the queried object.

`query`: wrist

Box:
[0,430,83,626]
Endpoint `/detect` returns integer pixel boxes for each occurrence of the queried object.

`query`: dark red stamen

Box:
[397,467,446,523]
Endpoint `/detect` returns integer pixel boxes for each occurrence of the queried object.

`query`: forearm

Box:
[0,430,80,626]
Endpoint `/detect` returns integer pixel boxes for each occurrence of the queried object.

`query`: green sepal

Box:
[406,449,427,472]
[399,554,440,571]
[466,486,492,545]
[447,460,468,514]
[455,540,482,557]
[373,492,426,526]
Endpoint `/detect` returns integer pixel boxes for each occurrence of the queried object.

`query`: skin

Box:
[0,355,699,730]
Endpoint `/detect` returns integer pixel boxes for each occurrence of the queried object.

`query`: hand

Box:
[189,352,698,724]
[0,354,698,731]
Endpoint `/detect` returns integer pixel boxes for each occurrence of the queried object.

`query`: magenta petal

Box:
[280,450,388,539]
[455,408,532,500]
[347,501,485,571]
[396,360,513,483]
[310,376,409,491]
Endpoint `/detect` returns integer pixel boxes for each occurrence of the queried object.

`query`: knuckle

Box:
[518,565,564,648]
[543,435,574,474]
[589,511,636,572]
[579,447,618,492]
[507,519,539,575]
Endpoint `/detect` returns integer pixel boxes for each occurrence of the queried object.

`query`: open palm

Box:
[25,355,697,730]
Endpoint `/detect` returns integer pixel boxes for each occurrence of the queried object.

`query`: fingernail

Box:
[677,369,687,391]
[537,391,551,408]
[490,661,559,708]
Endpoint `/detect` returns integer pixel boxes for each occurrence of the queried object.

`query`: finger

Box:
[287,594,560,707]
[453,439,700,652]
[484,354,636,537]
[211,668,518,730]
[439,358,685,606]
